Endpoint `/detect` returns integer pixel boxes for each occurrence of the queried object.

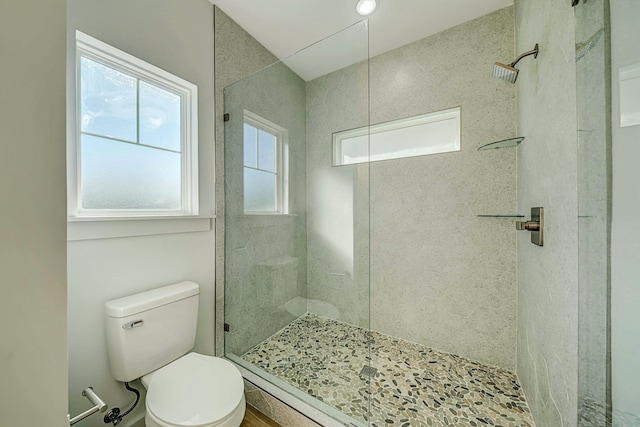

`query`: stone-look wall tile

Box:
[306,7,519,370]
[244,381,321,427]
[515,0,579,426]
[214,8,308,356]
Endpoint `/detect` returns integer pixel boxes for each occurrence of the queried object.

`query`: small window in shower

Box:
[332,107,461,166]
[243,110,288,214]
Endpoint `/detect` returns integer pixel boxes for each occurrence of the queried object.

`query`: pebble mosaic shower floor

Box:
[242,313,535,427]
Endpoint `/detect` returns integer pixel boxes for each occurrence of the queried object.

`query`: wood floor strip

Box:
[240,403,282,427]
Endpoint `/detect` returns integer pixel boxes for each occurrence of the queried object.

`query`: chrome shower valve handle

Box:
[515,220,540,231]
[516,207,544,246]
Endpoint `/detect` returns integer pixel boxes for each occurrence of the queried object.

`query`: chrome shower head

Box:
[493,43,539,84]
[493,62,519,83]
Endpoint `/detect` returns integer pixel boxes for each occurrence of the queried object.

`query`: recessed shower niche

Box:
[332,107,461,166]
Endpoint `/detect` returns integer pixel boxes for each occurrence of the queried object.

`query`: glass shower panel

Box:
[224,21,371,426]
[575,0,611,425]
[610,1,640,425]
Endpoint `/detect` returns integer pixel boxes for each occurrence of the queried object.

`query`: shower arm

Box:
[509,44,539,67]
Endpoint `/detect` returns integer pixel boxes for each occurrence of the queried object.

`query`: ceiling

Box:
[210,0,513,80]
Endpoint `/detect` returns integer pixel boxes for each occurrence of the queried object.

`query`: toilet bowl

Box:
[142,353,245,427]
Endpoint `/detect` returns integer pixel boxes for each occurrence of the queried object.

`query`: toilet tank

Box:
[104,281,199,382]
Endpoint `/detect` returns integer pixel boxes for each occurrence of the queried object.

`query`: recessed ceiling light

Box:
[356,0,377,15]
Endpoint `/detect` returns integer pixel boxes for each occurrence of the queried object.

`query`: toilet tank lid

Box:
[105,281,199,318]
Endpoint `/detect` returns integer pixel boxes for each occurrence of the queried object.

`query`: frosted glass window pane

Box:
[80,56,137,141]
[139,81,182,151]
[244,168,276,211]
[81,134,181,210]
[258,130,276,172]
[244,124,257,168]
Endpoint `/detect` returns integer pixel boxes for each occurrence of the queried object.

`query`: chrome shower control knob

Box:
[515,220,540,231]
[515,207,544,246]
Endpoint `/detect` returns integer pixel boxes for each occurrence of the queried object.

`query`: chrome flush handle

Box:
[122,319,144,329]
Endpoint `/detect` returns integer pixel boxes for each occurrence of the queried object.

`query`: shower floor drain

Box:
[359,365,377,377]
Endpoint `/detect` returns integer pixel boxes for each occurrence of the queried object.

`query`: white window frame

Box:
[243,110,289,215]
[69,31,198,219]
[332,107,461,166]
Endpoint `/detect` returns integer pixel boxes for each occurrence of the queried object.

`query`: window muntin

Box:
[333,107,461,166]
[71,31,198,218]
[243,111,288,214]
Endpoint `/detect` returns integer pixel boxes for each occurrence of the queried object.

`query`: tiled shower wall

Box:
[306,7,519,370]
[515,0,579,425]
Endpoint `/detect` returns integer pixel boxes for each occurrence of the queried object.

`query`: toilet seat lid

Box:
[146,353,244,426]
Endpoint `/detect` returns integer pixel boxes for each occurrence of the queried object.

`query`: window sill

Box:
[226,213,299,227]
[242,213,298,217]
[67,215,215,241]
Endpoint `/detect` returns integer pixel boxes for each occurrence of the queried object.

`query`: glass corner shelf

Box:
[477,214,525,218]
[477,137,525,151]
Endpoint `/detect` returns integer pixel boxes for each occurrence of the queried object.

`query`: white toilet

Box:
[105,281,245,427]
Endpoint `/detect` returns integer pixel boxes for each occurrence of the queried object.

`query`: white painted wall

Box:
[611,0,640,421]
[0,0,68,425]
[66,1,216,426]
[68,232,216,426]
